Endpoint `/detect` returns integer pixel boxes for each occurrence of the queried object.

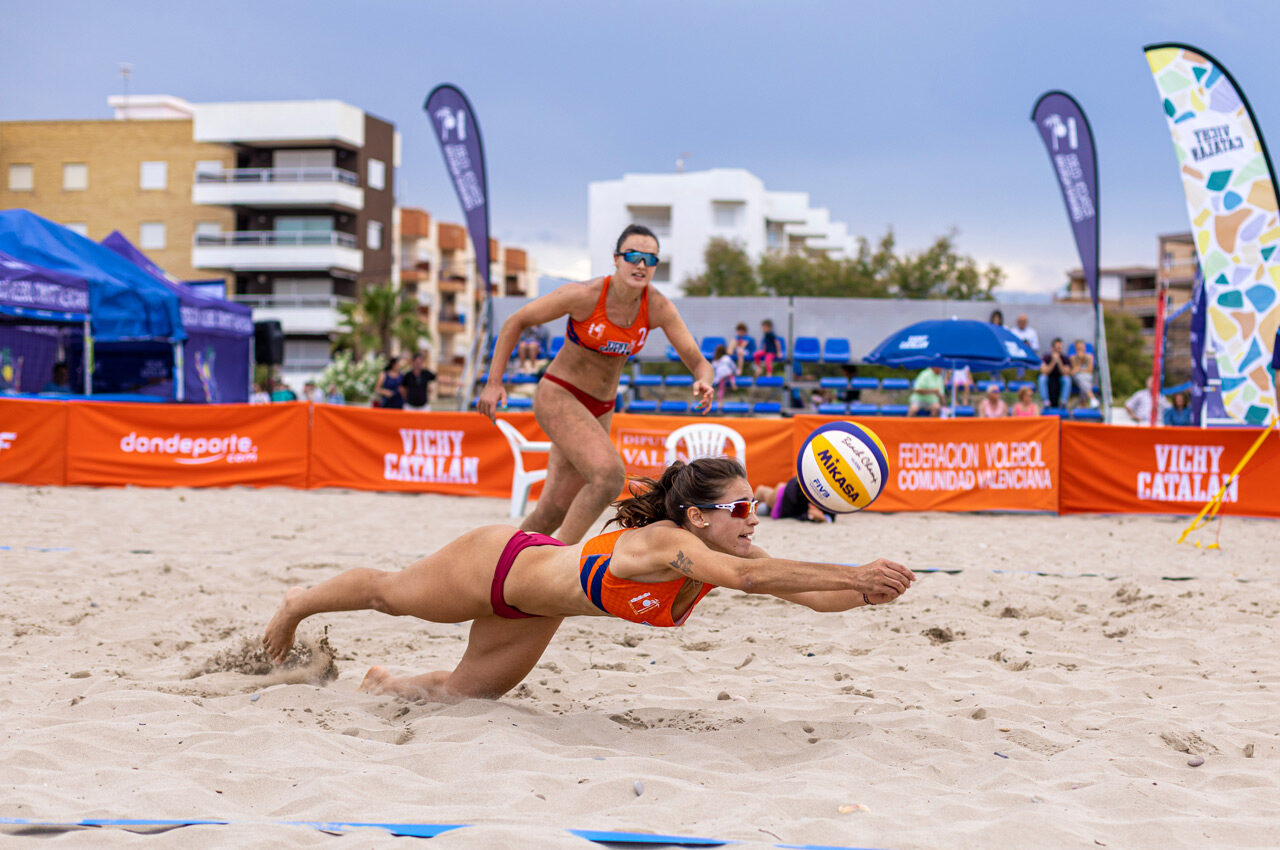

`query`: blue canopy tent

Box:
[0,210,185,399]
[865,318,1041,411]
[102,232,252,403]
[0,251,92,394]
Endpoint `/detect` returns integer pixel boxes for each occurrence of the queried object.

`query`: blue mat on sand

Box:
[0,819,881,848]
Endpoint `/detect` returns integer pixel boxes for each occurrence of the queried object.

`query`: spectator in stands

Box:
[711,343,738,403]
[989,309,1005,327]
[1010,313,1040,355]
[42,362,71,393]
[517,324,548,374]
[951,364,973,406]
[401,351,437,412]
[251,382,270,405]
[324,383,345,405]
[977,383,1007,418]
[1069,339,1096,408]
[1124,376,1167,425]
[754,476,835,523]
[731,322,755,373]
[753,319,781,376]
[268,377,297,402]
[373,355,405,410]
[908,366,944,417]
[302,380,325,404]
[1164,392,1193,426]
[1011,385,1040,417]
[1038,337,1073,409]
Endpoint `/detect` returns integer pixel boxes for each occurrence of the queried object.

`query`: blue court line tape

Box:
[0,819,882,848]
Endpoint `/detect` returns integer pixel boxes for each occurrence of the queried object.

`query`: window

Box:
[367,221,383,250]
[8,164,33,192]
[712,201,745,229]
[62,163,88,191]
[64,222,88,237]
[140,161,168,190]
[367,158,386,190]
[273,149,334,169]
[140,222,166,250]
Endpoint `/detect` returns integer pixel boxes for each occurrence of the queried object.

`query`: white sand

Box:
[1,483,1277,848]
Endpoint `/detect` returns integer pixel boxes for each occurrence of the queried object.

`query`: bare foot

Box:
[359,666,458,703]
[263,587,306,663]
[359,665,393,694]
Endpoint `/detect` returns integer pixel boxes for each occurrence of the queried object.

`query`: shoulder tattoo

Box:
[669,550,694,576]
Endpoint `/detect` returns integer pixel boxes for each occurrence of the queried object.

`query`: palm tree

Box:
[333,283,429,359]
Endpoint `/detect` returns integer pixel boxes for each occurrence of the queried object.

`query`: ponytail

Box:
[606,457,746,530]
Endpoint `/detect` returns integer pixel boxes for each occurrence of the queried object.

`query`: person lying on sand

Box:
[263,458,914,702]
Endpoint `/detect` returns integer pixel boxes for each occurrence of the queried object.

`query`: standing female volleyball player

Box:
[264,458,915,702]
[478,225,714,544]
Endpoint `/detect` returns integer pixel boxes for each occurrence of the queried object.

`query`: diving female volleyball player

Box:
[263,458,915,703]
[477,225,714,544]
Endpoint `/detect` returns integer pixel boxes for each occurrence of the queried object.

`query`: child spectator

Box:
[731,322,755,373]
[753,319,781,376]
[711,343,738,402]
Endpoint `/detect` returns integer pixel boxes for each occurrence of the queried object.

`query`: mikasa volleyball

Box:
[796,421,889,513]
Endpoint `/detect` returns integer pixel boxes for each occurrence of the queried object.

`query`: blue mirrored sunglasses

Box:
[681,499,758,519]
[618,250,660,267]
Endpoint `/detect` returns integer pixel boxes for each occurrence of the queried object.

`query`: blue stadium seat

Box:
[632,374,663,388]
[880,378,910,392]
[848,377,880,392]
[548,336,564,358]
[752,401,782,414]
[506,397,533,409]
[627,399,658,413]
[700,336,727,360]
[665,375,693,388]
[659,400,690,414]
[1042,406,1067,417]
[666,344,682,361]
[817,402,847,415]
[978,379,1004,392]
[792,336,821,364]
[509,373,538,384]
[952,405,976,417]
[822,338,852,363]
[848,402,880,417]
[754,376,786,389]
[819,377,848,390]
[719,401,751,415]
[735,375,754,388]
[1072,408,1104,422]
[618,374,631,386]
[879,403,909,416]
[1009,380,1036,393]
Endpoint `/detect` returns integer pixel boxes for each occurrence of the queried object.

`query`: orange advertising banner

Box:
[65,401,310,488]
[1060,422,1280,518]
[309,405,535,497]
[791,415,1061,513]
[0,398,67,486]
[609,413,794,488]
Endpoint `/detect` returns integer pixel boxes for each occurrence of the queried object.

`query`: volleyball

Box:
[795,421,889,513]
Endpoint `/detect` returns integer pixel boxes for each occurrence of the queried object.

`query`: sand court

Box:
[2,483,1277,848]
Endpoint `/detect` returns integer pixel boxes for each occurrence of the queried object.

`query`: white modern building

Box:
[588,168,858,296]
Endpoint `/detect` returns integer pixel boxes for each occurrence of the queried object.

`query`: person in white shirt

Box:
[1124,376,1169,425]
[1010,313,1041,355]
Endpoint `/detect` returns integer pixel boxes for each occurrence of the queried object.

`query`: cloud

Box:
[519,240,591,281]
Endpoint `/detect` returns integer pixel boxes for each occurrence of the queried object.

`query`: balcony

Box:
[234,293,354,335]
[193,167,364,210]
[193,230,362,273]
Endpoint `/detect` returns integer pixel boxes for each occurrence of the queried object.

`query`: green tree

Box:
[334,283,430,359]
[682,238,762,296]
[886,230,999,301]
[1103,310,1149,398]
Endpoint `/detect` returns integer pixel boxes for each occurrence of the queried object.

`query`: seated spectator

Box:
[1010,313,1040,354]
[324,383,346,405]
[907,366,944,417]
[269,377,297,402]
[1038,337,1073,409]
[251,382,270,405]
[516,324,548,374]
[1164,391,1193,426]
[731,322,755,373]
[754,476,835,523]
[42,362,71,393]
[752,318,781,376]
[711,343,738,402]
[1069,339,1096,408]
[302,380,325,403]
[1124,376,1168,425]
[1011,385,1040,417]
[977,383,1007,418]
[951,364,973,406]
[989,309,1004,327]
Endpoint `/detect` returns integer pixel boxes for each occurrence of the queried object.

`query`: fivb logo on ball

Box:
[118,431,259,465]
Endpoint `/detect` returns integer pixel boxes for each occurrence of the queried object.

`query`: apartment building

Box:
[0,94,398,388]
[398,207,537,399]
[587,168,857,296]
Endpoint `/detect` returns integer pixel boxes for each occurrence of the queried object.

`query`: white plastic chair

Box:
[494,418,551,518]
[663,422,747,472]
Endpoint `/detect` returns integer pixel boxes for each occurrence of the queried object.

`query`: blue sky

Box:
[5,0,1279,292]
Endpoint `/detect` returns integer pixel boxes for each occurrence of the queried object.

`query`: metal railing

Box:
[194,230,358,249]
[233,294,354,309]
[194,167,359,186]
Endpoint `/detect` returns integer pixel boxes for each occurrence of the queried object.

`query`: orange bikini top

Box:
[565,277,651,357]
[578,529,714,627]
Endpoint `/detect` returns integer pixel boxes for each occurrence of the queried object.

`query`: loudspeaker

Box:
[254,320,284,365]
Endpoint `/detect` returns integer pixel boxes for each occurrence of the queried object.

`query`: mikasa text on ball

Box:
[795,421,889,513]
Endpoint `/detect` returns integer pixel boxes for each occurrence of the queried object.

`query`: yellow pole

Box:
[1176,414,1279,547]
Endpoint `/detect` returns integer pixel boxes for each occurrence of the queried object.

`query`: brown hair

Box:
[607,458,747,529]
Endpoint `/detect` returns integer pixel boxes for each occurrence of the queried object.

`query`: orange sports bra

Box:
[565,277,651,357]
[578,528,715,627]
